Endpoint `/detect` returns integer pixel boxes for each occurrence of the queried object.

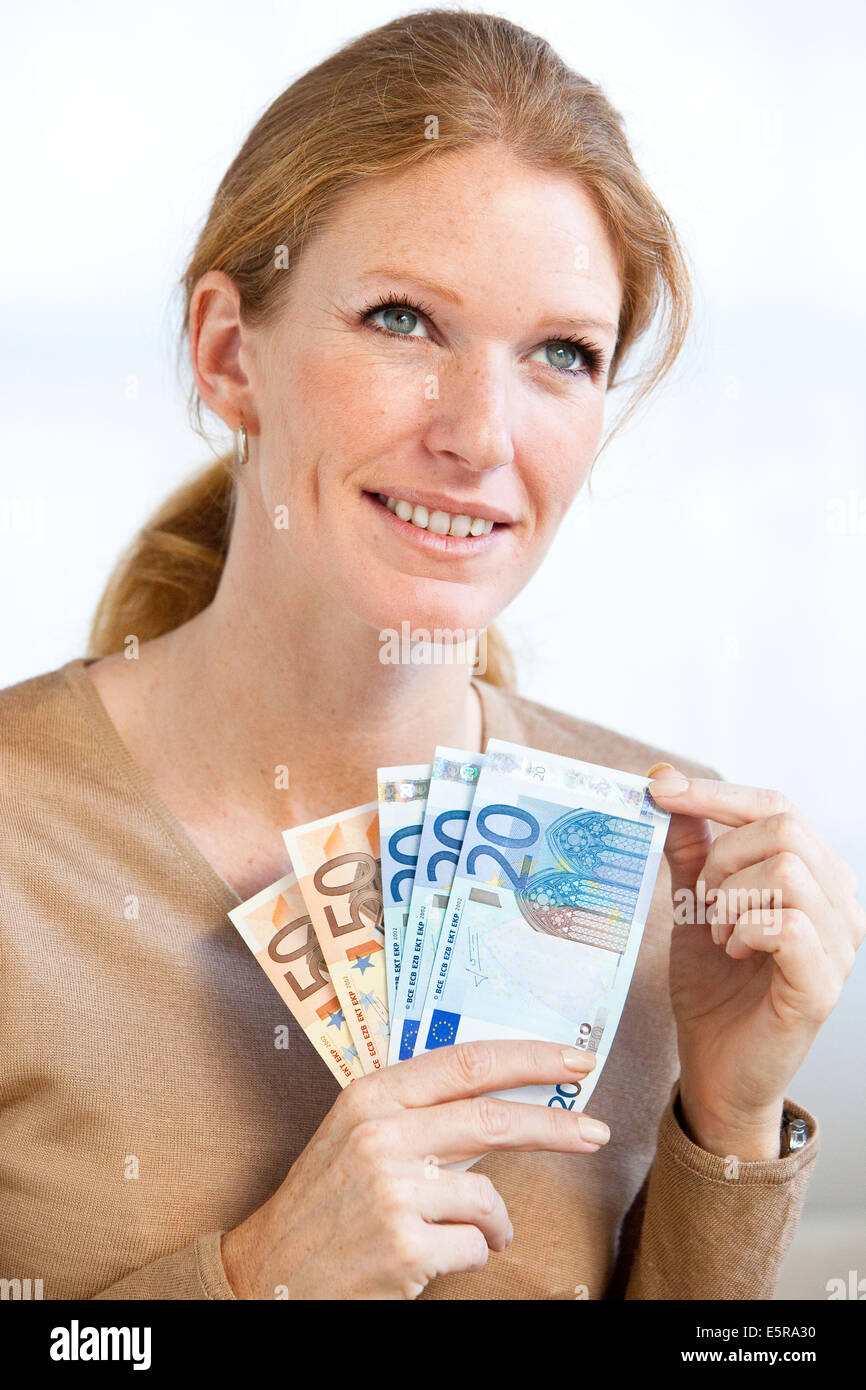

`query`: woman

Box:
[1,10,861,1302]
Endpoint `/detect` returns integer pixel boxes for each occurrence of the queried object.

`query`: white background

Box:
[1,0,864,1297]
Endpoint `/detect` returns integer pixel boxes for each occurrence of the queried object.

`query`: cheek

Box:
[258,342,429,551]
[525,404,602,523]
[284,336,424,460]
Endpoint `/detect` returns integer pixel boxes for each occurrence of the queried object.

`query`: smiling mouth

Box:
[367,491,502,538]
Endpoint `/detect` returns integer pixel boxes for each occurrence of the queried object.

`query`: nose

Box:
[420,348,515,476]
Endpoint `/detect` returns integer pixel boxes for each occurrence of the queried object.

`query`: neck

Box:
[133,546,483,837]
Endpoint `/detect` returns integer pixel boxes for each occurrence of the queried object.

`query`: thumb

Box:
[647,763,714,900]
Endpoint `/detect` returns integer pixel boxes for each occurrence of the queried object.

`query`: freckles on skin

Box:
[260,309,414,532]
[248,144,621,632]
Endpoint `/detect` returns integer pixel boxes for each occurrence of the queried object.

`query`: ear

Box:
[188,269,259,433]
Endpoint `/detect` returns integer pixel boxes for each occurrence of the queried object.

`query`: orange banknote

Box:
[284,803,389,1073]
[229,869,362,1086]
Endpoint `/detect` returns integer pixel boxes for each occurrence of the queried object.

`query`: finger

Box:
[707,855,836,954]
[701,812,859,912]
[427,1222,492,1281]
[725,909,841,1024]
[365,1037,597,1113]
[648,768,793,829]
[391,1093,610,1165]
[647,763,714,899]
[382,1218,490,1295]
[415,1167,512,1251]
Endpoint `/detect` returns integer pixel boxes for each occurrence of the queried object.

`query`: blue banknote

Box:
[416,739,671,1111]
[377,765,431,1022]
[387,748,484,1064]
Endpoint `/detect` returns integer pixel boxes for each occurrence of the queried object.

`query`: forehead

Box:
[308,143,623,328]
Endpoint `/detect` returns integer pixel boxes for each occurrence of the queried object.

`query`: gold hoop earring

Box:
[235,422,249,467]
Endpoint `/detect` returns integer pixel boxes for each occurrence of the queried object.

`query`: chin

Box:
[352,584,501,658]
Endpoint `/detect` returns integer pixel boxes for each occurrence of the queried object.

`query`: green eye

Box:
[527,337,601,378]
[544,341,579,369]
[382,306,419,335]
[365,300,430,338]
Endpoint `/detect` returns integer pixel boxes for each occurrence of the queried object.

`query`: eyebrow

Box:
[542,314,619,338]
[362,267,618,338]
[363,266,465,306]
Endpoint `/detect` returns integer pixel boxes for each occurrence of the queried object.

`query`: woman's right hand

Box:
[220,1038,610,1300]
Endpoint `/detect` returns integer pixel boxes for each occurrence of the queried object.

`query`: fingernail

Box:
[561,1046,596,1071]
[578,1116,610,1145]
[649,775,690,796]
[647,762,676,777]
[506,1222,514,1245]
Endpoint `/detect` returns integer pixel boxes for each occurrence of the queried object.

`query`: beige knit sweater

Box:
[0,660,818,1300]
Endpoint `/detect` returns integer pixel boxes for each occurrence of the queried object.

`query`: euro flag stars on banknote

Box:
[377,765,431,1022]
[416,740,671,1112]
[228,869,363,1086]
[388,748,485,1065]
[284,803,390,1073]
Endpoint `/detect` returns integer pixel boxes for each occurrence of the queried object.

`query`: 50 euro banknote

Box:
[228,869,363,1086]
[284,803,389,1074]
[417,739,671,1113]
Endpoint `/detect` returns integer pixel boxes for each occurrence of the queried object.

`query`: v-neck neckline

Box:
[61,657,500,913]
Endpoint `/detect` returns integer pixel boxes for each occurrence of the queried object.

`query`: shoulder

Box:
[475,679,720,782]
[0,662,87,767]
[0,661,108,827]
[0,660,145,929]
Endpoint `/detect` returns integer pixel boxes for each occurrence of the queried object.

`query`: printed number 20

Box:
[548,1081,581,1110]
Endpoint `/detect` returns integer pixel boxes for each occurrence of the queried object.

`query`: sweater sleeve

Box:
[90,1232,236,1300]
[610,1085,819,1300]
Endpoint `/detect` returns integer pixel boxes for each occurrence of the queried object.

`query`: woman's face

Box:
[243,141,622,638]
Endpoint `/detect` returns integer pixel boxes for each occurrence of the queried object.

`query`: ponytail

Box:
[88,457,234,659]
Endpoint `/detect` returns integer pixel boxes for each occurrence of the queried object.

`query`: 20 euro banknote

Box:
[416,739,670,1112]
[377,764,430,1022]
[388,748,484,1064]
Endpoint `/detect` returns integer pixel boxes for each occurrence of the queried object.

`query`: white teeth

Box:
[379,494,498,538]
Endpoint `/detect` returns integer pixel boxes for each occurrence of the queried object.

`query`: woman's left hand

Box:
[647,765,865,1159]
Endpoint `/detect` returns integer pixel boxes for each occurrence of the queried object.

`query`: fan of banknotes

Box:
[229,738,671,1114]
